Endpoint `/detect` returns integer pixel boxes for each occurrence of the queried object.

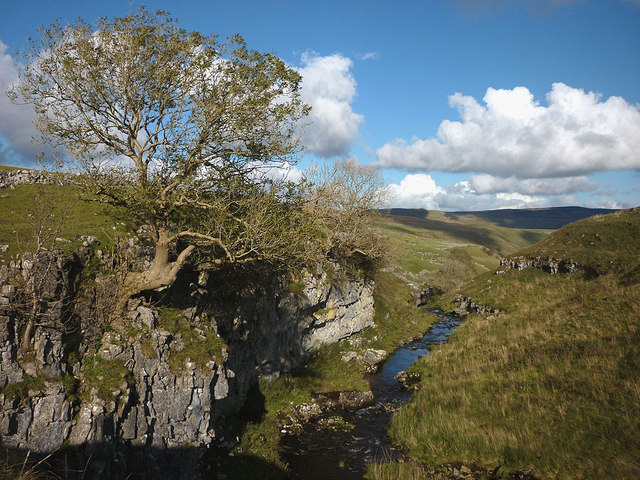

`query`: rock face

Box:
[340,348,387,373]
[0,168,70,189]
[0,251,375,479]
[413,285,444,307]
[498,255,579,275]
[453,294,500,317]
[298,271,375,351]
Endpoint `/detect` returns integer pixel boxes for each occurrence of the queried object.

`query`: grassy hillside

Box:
[0,165,25,172]
[387,206,616,230]
[520,207,640,280]
[0,182,133,262]
[385,211,550,255]
[377,210,549,294]
[379,208,640,479]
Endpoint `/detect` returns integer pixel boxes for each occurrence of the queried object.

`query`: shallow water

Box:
[280,309,462,479]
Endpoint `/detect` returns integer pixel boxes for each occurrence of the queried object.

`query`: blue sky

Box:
[1,0,639,210]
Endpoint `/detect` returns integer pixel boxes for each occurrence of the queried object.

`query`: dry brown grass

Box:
[0,450,59,480]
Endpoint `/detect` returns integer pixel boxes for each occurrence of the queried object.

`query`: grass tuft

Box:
[157,308,227,374]
[81,355,133,403]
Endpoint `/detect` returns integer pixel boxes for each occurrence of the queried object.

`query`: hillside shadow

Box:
[208,452,291,480]
[443,206,616,229]
[2,441,290,480]
[519,230,548,244]
[387,214,500,251]
[383,207,617,230]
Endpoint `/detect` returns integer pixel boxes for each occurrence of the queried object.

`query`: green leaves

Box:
[12,7,311,278]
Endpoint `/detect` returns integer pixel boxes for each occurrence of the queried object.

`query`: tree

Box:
[10,9,310,309]
[304,158,390,273]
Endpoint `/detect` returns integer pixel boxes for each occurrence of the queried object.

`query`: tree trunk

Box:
[20,319,35,355]
[151,227,172,274]
[115,228,196,313]
[18,289,39,354]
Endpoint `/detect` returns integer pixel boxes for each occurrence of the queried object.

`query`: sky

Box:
[0,0,639,211]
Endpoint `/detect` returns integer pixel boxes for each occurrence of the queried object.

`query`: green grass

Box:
[0,373,78,405]
[156,308,227,373]
[81,355,134,404]
[385,209,640,479]
[0,182,134,262]
[366,460,434,480]
[0,164,26,172]
[0,374,47,402]
[366,270,440,351]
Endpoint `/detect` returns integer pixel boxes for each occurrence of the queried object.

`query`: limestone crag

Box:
[298,270,375,351]
[453,294,500,317]
[0,169,70,189]
[498,255,579,275]
[0,248,375,479]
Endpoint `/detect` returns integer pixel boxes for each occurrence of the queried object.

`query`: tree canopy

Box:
[11,8,311,306]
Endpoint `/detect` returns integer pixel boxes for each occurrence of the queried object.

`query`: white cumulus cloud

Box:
[441,181,549,210]
[297,53,363,157]
[469,174,598,195]
[0,40,45,166]
[385,173,444,209]
[376,83,640,179]
[251,161,304,184]
[385,173,582,211]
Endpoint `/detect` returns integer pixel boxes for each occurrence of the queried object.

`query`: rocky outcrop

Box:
[294,390,375,420]
[293,270,374,352]
[0,249,375,479]
[413,285,444,307]
[280,389,375,433]
[0,168,70,189]
[497,255,579,275]
[453,294,500,317]
[395,370,421,390]
[340,348,387,373]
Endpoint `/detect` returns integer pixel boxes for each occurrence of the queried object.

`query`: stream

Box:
[280,309,463,479]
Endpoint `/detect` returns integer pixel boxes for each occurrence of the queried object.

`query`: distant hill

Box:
[384,206,618,230]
